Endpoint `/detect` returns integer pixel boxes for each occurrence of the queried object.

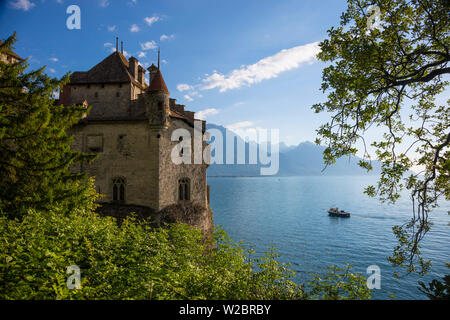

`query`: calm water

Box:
[208,176,450,300]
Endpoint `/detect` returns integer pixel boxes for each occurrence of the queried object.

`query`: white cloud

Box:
[196,108,219,120]
[144,15,160,26]
[138,51,146,58]
[140,41,157,51]
[130,24,140,32]
[99,0,109,7]
[107,25,117,32]
[160,34,174,41]
[226,121,254,130]
[49,68,56,73]
[49,57,58,62]
[177,83,194,92]
[200,42,320,92]
[9,0,35,10]
[183,95,193,102]
[104,42,113,47]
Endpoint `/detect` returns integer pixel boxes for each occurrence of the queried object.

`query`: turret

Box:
[145,69,170,128]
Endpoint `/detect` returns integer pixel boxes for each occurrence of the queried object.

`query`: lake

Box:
[208,176,450,299]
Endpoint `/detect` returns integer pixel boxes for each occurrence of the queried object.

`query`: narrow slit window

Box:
[178,178,190,201]
[112,177,126,202]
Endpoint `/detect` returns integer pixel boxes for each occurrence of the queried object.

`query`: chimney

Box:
[137,65,145,85]
[116,37,118,52]
[121,41,123,54]
[128,56,139,80]
[147,63,158,84]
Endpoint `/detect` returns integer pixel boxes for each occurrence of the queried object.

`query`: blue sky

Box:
[2,0,448,173]
[0,0,352,147]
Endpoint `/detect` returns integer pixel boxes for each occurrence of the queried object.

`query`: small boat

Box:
[328,207,350,218]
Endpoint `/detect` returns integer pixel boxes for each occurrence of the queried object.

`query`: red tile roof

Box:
[147,69,169,93]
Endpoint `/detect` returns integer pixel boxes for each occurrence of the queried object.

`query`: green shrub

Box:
[0,207,306,300]
[307,264,372,300]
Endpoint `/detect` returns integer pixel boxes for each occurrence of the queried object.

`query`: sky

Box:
[2,0,446,167]
[0,0,351,147]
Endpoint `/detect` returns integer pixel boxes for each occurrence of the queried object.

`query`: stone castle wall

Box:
[71,121,160,209]
[66,83,145,118]
[158,118,208,210]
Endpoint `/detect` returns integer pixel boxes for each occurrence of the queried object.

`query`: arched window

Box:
[112,177,126,202]
[178,178,190,201]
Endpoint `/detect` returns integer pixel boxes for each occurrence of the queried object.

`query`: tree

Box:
[418,264,450,300]
[307,264,372,300]
[0,33,97,218]
[313,0,449,275]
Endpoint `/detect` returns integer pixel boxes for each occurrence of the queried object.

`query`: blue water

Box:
[208,176,450,300]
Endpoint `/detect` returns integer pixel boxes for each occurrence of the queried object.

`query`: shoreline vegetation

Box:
[0,202,372,300]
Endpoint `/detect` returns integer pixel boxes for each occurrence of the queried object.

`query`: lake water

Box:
[208,176,450,300]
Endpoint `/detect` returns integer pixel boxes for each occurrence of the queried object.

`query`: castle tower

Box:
[146,69,170,129]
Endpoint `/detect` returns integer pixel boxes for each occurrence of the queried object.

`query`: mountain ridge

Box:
[205,123,382,177]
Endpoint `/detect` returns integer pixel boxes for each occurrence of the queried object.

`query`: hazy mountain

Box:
[205,123,382,177]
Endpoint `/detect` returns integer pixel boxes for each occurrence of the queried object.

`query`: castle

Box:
[59,45,212,232]
[0,40,22,64]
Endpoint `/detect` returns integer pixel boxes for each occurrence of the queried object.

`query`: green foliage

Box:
[0,33,96,218]
[307,264,372,300]
[418,263,450,300]
[313,0,449,274]
[0,207,308,300]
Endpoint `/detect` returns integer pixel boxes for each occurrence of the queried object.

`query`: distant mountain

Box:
[277,141,382,176]
[277,142,297,153]
[205,123,382,177]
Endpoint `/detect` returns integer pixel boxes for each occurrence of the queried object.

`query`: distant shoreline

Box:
[207,174,381,178]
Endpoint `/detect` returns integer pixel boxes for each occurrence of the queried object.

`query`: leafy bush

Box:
[0,207,307,300]
[307,264,372,300]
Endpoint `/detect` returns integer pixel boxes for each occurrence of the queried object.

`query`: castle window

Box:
[119,83,122,88]
[101,83,105,88]
[94,92,98,98]
[112,177,126,202]
[178,178,190,201]
[116,92,120,97]
[86,134,103,153]
[158,101,163,111]
[87,84,90,88]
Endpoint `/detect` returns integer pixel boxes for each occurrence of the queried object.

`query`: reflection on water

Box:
[208,176,450,300]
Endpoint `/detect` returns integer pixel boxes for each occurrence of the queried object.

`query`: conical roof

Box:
[147,69,169,93]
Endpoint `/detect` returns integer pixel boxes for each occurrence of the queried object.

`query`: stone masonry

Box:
[60,48,212,234]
